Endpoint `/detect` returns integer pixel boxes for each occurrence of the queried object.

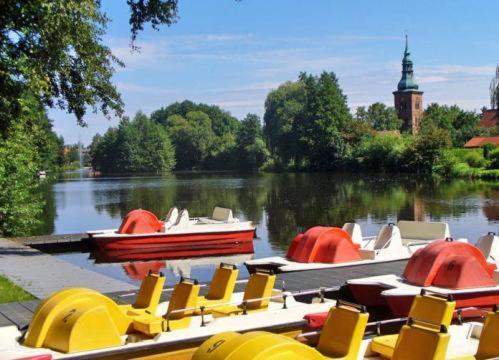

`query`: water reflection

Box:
[37,172,498,284]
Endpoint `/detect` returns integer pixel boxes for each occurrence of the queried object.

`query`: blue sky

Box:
[51,0,499,145]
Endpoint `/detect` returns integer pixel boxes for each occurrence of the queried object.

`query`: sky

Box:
[50,0,499,145]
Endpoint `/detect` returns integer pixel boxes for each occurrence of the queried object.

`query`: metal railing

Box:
[161,286,336,332]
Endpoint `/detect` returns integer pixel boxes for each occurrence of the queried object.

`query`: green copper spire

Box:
[397,35,419,91]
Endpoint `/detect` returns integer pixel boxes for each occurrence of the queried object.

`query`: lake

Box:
[35,171,498,286]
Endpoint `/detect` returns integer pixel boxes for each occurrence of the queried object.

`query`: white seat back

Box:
[174,209,190,228]
[476,232,499,262]
[342,223,362,245]
[397,220,450,241]
[373,224,402,250]
[165,207,179,224]
[212,207,234,222]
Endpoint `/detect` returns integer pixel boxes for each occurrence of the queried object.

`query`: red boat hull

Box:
[385,291,499,317]
[349,282,499,318]
[93,229,255,252]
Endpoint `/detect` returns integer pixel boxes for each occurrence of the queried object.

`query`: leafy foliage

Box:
[355,103,402,131]
[0,123,44,236]
[90,112,175,173]
[421,104,480,147]
[235,114,269,170]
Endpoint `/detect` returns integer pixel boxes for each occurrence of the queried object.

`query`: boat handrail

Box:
[163,286,337,331]
[295,316,408,340]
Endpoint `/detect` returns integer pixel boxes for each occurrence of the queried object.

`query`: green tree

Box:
[0,124,43,236]
[405,122,452,172]
[165,111,216,169]
[421,104,480,147]
[297,71,353,169]
[263,81,305,168]
[235,114,269,170]
[90,113,175,173]
[0,0,180,132]
[359,102,402,131]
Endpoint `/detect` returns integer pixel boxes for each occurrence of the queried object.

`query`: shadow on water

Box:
[29,172,498,285]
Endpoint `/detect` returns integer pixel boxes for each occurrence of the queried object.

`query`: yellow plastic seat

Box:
[317,301,369,360]
[119,271,166,315]
[133,277,201,334]
[211,270,276,318]
[392,319,450,360]
[474,308,499,360]
[196,263,239,313]
[371,291,455,359]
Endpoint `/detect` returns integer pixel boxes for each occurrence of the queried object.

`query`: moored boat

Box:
[1,266,335,359]
[191,292,499,360]
[245,220,451,274]
[87,207,256,255]
[347,233,499,318]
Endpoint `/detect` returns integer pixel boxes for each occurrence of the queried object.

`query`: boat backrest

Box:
[392,321,450,360]
[242,271,276,310]
[317,303,368,358]
[475,309,499,360]
[212,207,234,222]
[408,292,455,327]
[342,223,363,245]
[133,272,166,313]
[166,278,200,320]
[174,209,190,228]
[205,263,239,301]
[165,207,179,225]
[373,224,402,250]
[476,232,499,262]
[398,220,450,241]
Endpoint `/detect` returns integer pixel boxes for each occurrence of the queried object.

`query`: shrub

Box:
[464,151,486,168]
[482,143,496,159]
[488,148,499,169]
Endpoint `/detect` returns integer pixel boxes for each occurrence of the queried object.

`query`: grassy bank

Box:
[0,275,35,303]
[435,148,499,180]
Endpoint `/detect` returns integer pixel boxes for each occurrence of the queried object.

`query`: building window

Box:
[415,101,421,110]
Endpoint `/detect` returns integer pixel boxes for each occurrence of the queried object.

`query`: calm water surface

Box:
[37,172,498,286]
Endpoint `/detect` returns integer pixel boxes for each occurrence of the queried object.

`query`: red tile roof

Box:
[480,110,499,128]
[464,136,499,148]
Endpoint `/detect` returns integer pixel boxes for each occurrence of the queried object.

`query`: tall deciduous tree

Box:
[236,114,268,170]
[263,81,305,168]
[421,103,480,147]
[356,103,402,131]
[0,0,179,132]
[297,71,352,169]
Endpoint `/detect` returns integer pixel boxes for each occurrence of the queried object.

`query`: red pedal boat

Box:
[347,233,499,317]
[87,207,256,255]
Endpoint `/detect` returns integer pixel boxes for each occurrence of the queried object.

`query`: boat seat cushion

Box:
[371,334,397,358]
[205,266,239,301]
[397,221,449,241]
[212,207,234,222]
[392,324,450,360]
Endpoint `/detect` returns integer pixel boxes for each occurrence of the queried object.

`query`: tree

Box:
[359,103,402,131]
[90,112,175,173]
[405,122,452,172]
[235,114,269,170]
[0,123,44,236]
[297,71,353,169]
[421,104,480,147]
[0,0,180,132]
[263,81,305,168]
[165,111,216,169]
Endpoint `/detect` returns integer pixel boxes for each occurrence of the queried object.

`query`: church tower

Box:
[393,35,423,133]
